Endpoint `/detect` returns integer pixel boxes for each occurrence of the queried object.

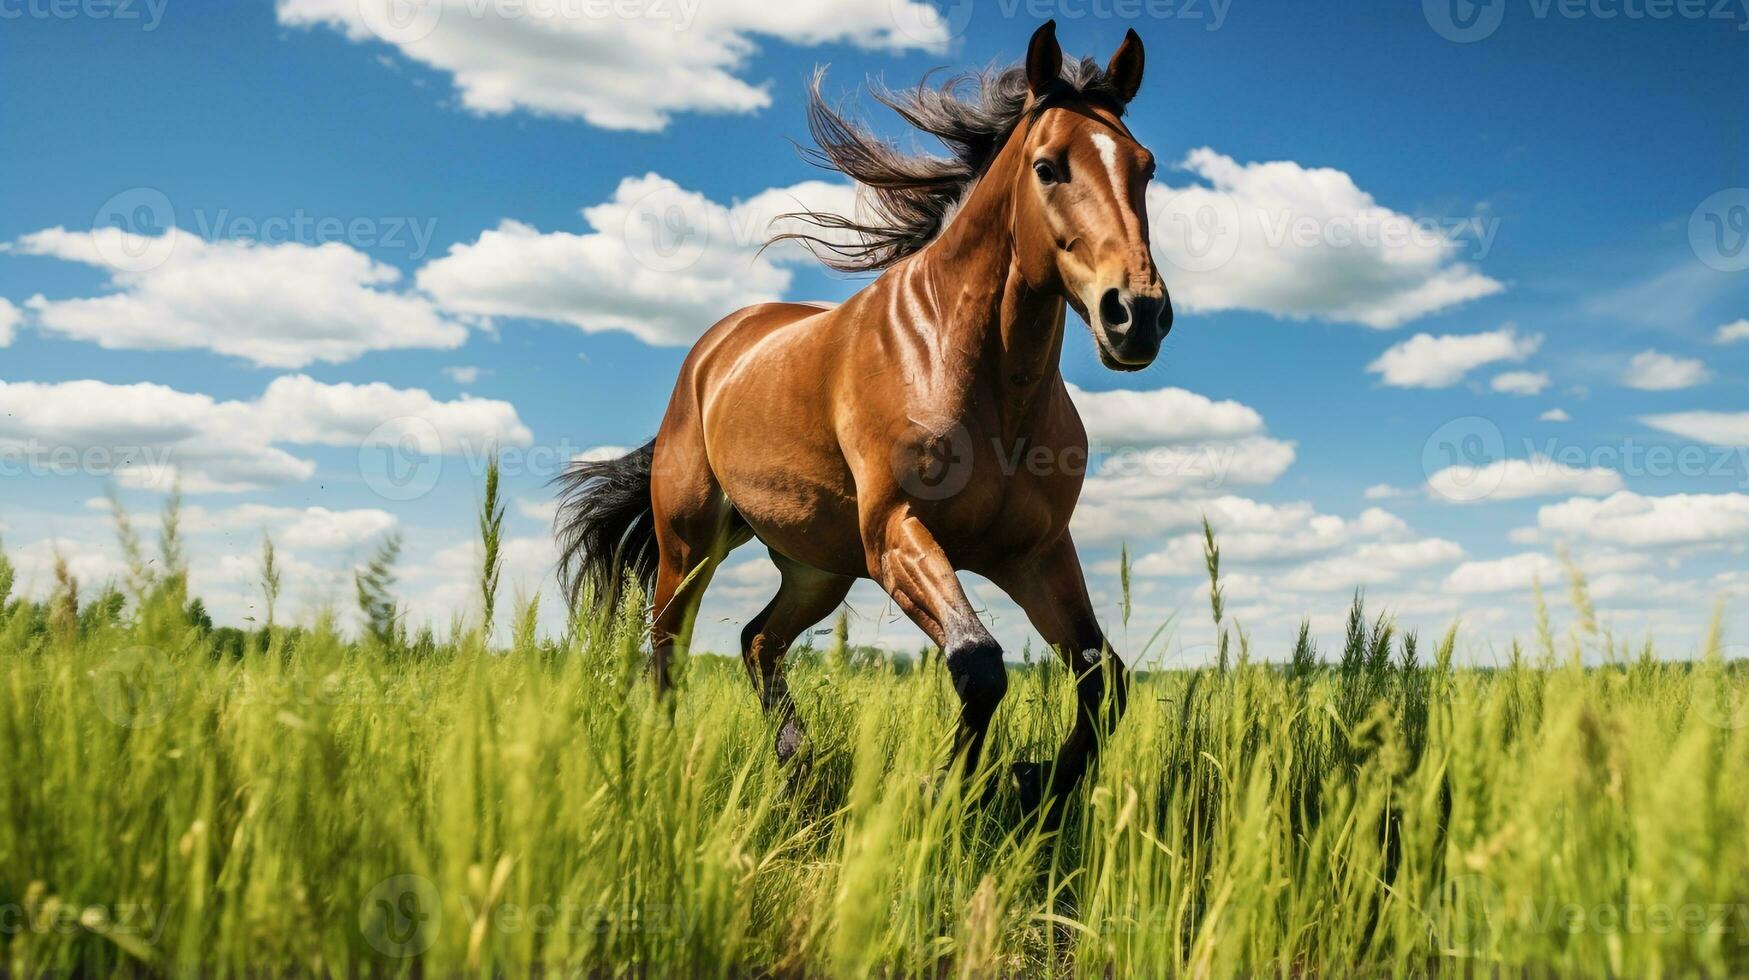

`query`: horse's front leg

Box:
[862,504,1008,775]
[991,531,1128,812]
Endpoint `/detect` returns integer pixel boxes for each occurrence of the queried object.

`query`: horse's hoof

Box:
[1009,761,1050,814]
[921,768,993,808]
[770,736,816,803]
[777,754,810,789]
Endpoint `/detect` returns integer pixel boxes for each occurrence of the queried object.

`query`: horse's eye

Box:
[1033,160,1059,185]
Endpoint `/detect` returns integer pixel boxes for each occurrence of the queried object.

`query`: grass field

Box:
[3,494,1749,977]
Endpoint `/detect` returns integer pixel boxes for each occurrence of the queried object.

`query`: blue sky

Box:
[1,0,1745,662]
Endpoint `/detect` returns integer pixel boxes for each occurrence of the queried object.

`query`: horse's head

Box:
[1011,22,1171,372]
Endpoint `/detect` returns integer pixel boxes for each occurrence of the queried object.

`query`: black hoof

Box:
[921,765,981,805]
[771,723,817,804]
[1009,760,1051,815]
[774,718,806,766]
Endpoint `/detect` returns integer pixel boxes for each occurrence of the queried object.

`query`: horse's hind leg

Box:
[741,550,852,763]
[649,543,713,693]
[649,451,747,693]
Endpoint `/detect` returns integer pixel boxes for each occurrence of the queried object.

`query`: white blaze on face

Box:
[1089,130,1143,240]
[1091,132,1121,194]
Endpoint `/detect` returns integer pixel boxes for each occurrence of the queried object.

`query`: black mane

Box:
[773,58,1126,273]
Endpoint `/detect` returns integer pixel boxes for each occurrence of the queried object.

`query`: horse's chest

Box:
[929,436,1082,561]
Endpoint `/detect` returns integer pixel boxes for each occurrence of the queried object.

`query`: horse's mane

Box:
[773,57,1127,273]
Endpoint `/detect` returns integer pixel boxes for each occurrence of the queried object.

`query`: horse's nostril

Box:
[1099,289,1129,328]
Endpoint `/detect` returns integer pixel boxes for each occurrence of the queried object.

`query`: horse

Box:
[557,21,1172,810]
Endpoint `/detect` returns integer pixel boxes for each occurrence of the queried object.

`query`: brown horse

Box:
[558,21,1171,808]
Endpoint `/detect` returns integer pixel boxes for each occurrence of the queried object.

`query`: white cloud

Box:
[0,379,311,493]
[1708,570,1749,599]
[1444,549,1649,594]
[444,365,482,384]
[1367,326,1540,388]
[1080,437,1296,496]
[420,534,555,587]
[711,556,785,603]
[0,297,19,346]
[1075,494,1236,556]
[201,547,352,623]
[516,497,558,523]
[24,522,556,635]
[1491,370,1550,396]
[0,376,529,493]
[1148,149,1503,328]
[1364,484,1408,500]
[574,445,631,463]
[1585,571,1686,605]
[418,174,853,346]
[1444,552,1564,594]
[5,538,132,599]
[275,0,947,132]
[1426,456,1623,503]
[184,504,398,551]
[254,374,531,454]
[404,534,559,632]
[1059,384,1296,543]
[1066,383,1265,448]
[1277,538,1463,592]
[1121,500,1409,577]
[1640,411,1749,446]
[14,515,394,625]
[15,228,469,368]
[1621,350,1711,391]
[1540,408,1572,422]
[1717,319,1749,344]
[1538,491,1749,548]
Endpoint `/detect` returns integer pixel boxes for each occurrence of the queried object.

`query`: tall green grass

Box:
[2,502,1747,976]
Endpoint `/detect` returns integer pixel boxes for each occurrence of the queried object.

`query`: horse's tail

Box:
[554,439,658,617]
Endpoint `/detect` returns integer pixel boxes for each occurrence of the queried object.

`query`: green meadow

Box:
[3,487,1747,977]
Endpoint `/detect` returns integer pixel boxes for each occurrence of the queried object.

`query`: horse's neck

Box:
[897,163,1066,417]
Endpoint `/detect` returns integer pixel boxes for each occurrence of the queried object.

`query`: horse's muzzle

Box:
[1096,288,1172,369]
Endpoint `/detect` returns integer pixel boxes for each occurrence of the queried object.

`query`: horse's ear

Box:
[1105,28,1145,104]
[1025,20,1062,97]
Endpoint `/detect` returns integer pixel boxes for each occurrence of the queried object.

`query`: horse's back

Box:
[678,300,831,374]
